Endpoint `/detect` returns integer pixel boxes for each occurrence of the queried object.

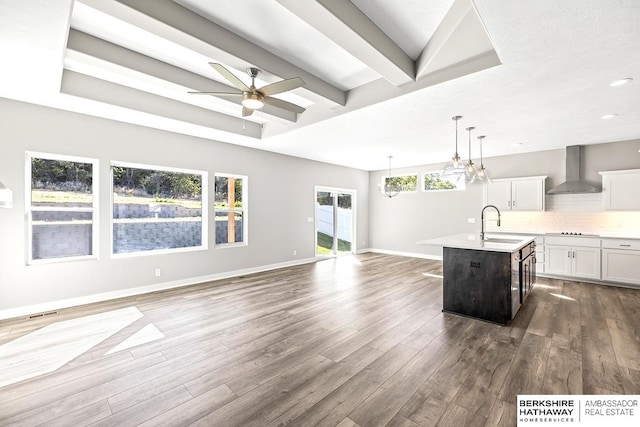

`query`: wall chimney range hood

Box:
[546,146,601,194]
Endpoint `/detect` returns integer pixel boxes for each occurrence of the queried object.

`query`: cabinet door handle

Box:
[572,251,576,258]
[620,244,631,247]
[567,251,571,258]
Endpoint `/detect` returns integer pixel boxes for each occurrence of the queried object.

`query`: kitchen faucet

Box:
[480,204,501,241]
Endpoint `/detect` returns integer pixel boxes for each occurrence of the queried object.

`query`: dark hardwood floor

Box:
[1,253,639,426]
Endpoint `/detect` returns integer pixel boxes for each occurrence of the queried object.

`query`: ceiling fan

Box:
[190,63,306,117]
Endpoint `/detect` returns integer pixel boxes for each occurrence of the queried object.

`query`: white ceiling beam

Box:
[275,0,415,87]
[66,29,298,123]
[0,0,73,98]
[61,70,263,139]
[416,0,499,79]
[88,0,345,107]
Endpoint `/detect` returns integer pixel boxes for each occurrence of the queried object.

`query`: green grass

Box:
[317,232,351,255]
[32,190,201,209]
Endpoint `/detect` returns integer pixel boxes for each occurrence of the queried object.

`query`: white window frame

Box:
[422,170,466,192]
[381,173,419,194]
[26,151,99,265]
[214,172,248,248]
[111,161,208,258]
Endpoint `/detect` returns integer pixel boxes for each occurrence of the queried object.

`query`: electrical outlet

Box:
[155,268,162,277]
[293,250,297,256]
[468,218,476,224]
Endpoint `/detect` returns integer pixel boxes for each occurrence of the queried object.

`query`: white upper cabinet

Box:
[599,169,640,211]
[486,176,547,211]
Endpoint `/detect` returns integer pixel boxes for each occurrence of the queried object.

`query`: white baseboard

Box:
[368,248,443,261]
[0,257,318,321]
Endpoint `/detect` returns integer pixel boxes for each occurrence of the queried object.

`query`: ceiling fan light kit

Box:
[190,63,306,117]
[241,93,264,110]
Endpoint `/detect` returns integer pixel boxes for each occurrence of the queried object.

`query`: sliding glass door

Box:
[315,187,355,257]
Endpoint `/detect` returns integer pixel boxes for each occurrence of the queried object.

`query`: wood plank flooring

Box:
[1,253,639,426]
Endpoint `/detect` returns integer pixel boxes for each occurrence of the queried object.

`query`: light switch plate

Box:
[468,218,476,224]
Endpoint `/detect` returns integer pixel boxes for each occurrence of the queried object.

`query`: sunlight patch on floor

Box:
[105,323,164,355]
[0,306,142,388]
[550,292,576,301]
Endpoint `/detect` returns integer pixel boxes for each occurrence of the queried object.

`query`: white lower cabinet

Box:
[544,237,601,280]
[601,239,640,285]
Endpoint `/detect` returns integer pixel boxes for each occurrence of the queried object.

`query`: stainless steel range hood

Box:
[546,145,601,194]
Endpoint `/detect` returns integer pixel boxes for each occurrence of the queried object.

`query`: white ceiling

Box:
[1,0,639,171]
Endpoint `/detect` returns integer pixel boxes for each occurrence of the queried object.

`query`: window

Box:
[27,152,98,263]
[423,171,465,192]
[112,162,207,255]
[382,174,418,193]
[215,173,246,246]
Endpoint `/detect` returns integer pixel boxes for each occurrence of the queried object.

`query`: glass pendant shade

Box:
[379,156,401,198]
[464,126,479,184]
[464,161,479,184]
[441,116,465,181]
[0,180,13,209]
[476,135,490,183]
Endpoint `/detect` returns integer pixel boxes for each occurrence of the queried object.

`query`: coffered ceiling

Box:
[1,0,639,170]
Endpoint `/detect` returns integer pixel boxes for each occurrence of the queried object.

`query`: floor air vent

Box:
[29,311,59,319]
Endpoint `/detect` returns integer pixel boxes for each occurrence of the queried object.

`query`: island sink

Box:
[482,237,522,244]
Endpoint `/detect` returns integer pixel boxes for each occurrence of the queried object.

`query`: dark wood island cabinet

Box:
[419,233,536,325]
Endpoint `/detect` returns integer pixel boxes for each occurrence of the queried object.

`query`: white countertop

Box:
[485,231,640,241]
[417,233,535,253]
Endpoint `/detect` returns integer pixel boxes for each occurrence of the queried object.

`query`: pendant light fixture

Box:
[379,155,401,198]
[0,180,13,209]
[476,135,490,183]
[464,126,479,184]
[442,116,464,181]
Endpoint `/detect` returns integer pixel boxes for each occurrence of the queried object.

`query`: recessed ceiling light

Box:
[610,78,633,87]
[602,114,618,119]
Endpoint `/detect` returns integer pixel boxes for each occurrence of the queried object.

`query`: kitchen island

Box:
[419,233,536,325]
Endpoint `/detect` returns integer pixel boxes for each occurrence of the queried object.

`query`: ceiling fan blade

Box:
[188,91,241,97]
[259,77,305,96]
[242,107,254,117]
[209,63,250,92]
[263,96,306,114]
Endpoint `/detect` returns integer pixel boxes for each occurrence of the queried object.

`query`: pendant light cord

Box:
[466,127,475,162]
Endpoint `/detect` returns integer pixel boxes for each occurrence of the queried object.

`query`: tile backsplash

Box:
[485,193,640,236]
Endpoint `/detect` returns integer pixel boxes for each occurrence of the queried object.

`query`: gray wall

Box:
[369,140,640,258]
[1,95,638,314]
[0,98,369,312]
